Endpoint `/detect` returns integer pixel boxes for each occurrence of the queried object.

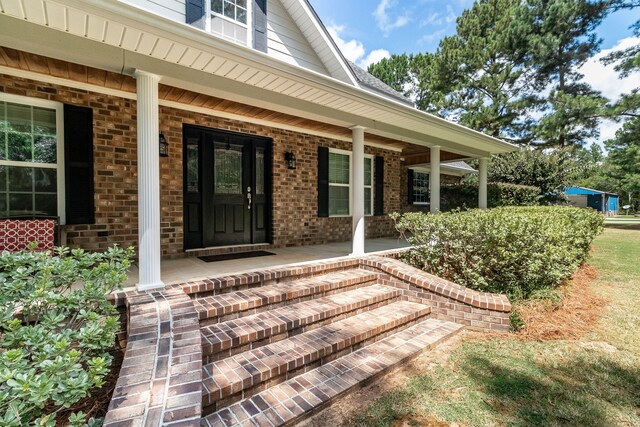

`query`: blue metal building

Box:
[565,186,619,214]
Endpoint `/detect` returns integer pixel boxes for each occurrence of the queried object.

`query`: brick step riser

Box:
[276,325,462,427]
[203,294,402,364]
[201,309,430,416]
[188,267,358,299]
[198,278,379,327]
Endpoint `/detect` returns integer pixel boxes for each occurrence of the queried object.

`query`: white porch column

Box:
[430,145,441,213]
[479,157,489,209]
[350,126,366,256]
[135,70,164,291]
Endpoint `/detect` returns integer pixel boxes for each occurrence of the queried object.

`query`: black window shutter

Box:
[253,0,268,53]
[374,156,384,216]
[407,168,414,205]
[186,0,206,29]
[318,147,329,217]
[64,104,95,225]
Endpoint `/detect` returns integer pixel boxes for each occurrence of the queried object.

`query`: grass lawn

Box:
[344,225,640,427]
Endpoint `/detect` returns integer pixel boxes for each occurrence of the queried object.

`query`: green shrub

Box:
[0,245,134,427]
[391,206,603,299]
[441,182,541,211]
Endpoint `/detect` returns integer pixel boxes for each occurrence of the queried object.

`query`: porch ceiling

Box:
[0,0,518,158]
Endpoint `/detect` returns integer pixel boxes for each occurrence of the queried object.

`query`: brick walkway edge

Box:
[103,252,511,426]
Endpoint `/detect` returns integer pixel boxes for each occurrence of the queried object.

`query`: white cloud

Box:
[373,0,411,36]
[327,25,391,69]
[579,36,640,145]
[580,36,640,101]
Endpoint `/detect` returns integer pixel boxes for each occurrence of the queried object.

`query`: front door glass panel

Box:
[214,142,243,195]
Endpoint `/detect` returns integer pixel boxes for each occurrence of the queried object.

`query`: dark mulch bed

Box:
[54,348,124,426]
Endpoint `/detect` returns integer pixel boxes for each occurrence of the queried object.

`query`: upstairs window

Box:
[210,0,250,45]
[211,0,247,24]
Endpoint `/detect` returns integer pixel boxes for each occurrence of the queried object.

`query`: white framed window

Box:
[412,170,430,205]
[328,148,374,217]
[208,0,251,46]
[0,93,65,223]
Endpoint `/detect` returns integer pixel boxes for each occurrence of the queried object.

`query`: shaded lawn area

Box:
[344,228,640,427]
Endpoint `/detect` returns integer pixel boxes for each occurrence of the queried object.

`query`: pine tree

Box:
[523,0,610,146]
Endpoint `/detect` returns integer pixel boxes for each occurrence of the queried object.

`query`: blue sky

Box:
[308,0,640,144]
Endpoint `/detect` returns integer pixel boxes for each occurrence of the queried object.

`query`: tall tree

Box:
[430,0,536,141]
[523,0,610,146]
[603,118,640,207]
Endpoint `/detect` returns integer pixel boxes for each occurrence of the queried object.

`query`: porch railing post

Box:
[135,70,164,291]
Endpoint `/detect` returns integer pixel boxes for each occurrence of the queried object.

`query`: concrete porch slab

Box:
[124,237,409,287]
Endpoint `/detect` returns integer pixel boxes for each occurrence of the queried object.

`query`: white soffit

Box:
[0,0,517,156]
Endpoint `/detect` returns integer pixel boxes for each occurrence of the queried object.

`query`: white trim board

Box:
[0,65,402,153]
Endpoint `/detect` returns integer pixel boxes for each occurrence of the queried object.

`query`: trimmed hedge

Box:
[441,182,541,211]
[391,206,603,299]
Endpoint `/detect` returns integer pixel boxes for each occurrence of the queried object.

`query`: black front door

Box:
[183,125,271,250]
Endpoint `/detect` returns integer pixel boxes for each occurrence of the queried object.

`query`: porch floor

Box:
[124,237,409,287]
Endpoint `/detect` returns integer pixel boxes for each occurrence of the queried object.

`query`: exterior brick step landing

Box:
[201,284,402,363]
[193,269,379,324]
[202,318,464,427]
[201,301,431,413]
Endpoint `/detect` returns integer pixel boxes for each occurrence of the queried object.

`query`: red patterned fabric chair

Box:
[0,218,57,252]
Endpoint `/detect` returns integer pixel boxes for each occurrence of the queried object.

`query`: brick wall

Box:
[0,73,401,257]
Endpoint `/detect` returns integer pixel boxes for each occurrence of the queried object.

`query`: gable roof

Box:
[345,60,414,106]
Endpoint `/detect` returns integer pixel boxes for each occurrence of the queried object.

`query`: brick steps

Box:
[201,318,464,427]
[192,269,379,325]
[201,284,402,363]
[201,300,431,413]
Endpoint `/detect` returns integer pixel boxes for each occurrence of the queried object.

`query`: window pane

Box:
[34,168,56,193]
[214,142,243,195]
[34,134,57,163]
[9,193,33,214]
[6,103,31,132]
[329,153,349,184]
[211,0,223,13]
[32,107,56,135]
[0,102,6,134]
[35,194,57,216]
[7,132,32,161]
[236,0,246,7]
[0,166,6,191]
[8,166,32,192]
[223,1,235,19]
[256,150,265,195]
[186,141,199,193]
[364,158,372,185]
[236,7,247,24]
[0,193,6,216]
[329,185,349,215]
[364,187,372,215]
[413,171,430,204]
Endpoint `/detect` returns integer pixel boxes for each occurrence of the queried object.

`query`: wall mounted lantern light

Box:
[285,151,297,170]
[159,132,169,158]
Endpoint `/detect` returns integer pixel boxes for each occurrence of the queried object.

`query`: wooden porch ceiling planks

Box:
[0,46,460,157]
[403,151,468,166]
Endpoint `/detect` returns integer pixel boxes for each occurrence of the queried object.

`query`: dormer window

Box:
[212,0,247,24]
[209,0,250,46]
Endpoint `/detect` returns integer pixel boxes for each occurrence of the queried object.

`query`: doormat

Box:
[198,250,276,263]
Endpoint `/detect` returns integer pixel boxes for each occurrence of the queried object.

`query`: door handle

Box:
[247,187,252,210]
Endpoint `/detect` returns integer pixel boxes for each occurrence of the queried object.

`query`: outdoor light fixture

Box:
[159,132,169,157]
[285,151,296,170]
